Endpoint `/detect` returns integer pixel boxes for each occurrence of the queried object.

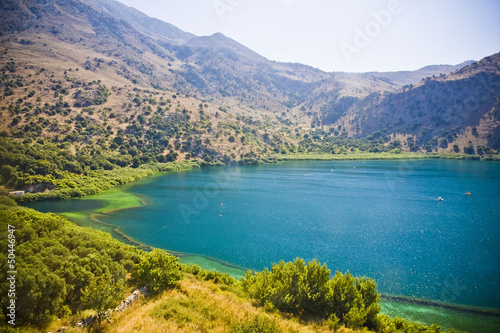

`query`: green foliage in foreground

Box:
[241,259,465,333]
[0,206,141,327]
[242,258,380,329]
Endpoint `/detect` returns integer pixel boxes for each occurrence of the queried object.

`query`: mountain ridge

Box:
[81,0,195,44]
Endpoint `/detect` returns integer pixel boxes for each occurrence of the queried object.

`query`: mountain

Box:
[332,53,500,153]
[185,32,267,63]
[0,0,498,174]
[366,61,476,86]
[2,0,471,103]
[81,0,194,44]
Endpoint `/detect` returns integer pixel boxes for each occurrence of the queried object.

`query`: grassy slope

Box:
[78,275,357,333]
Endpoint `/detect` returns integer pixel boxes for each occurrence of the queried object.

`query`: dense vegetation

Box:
[0,203,141,326]
[0,135,202,203]
[0,60,482,333]
[1,55,498,204]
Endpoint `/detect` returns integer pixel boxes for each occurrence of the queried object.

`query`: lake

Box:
[28,159,500,332]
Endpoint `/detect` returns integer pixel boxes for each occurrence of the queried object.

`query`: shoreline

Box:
[56,184,500,319]
[52,183,250,277]
[281,151,500,161]
[88,212,249,277]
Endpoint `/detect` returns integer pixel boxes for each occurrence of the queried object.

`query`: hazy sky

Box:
[115,0,500,73]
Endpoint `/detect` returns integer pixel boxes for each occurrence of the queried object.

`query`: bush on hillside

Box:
[242,258,380,330]
[131,249,183,295]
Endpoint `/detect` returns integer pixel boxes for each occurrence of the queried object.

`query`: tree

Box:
[439,138,448,148]
[13,266,67,326]
[80,273,124,325]
[0,165,16,185]
[242,258,380,329]
[132,249,182,295]
[464,145,475,155]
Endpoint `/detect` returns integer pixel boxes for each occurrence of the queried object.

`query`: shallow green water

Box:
[28,160,500,332]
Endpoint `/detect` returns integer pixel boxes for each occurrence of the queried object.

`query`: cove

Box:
[27,159,500,332]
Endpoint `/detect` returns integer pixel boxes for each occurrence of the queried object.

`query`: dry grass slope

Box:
[102,275,360,333]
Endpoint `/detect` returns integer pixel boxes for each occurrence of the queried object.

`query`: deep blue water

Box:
[29,160,500,315]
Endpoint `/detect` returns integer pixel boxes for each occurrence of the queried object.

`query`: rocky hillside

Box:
[0,0,497,167]
[332,53,500,154]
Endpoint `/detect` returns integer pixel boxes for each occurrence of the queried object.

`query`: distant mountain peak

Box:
[211,32,226,38]
[185,32,267,63]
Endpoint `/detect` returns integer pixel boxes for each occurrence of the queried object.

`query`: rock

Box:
[75,287,147,327]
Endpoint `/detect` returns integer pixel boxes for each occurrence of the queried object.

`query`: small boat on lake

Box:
[465,192,471,195]
[438,197,444,201]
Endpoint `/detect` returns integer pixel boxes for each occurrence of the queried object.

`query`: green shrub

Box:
[242,258,380,329]
[132,249,183,295]
[182,264,237,285]
[0,195,17,206]
[326,272,380,329]
[243,258,330,317]
[81,272,125,324]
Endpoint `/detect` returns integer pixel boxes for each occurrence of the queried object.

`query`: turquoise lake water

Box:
[28,159,500,332]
